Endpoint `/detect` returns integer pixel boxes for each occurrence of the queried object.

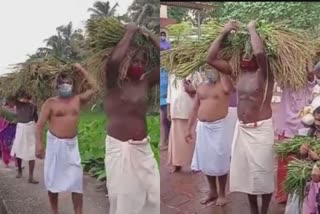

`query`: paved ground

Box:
[0,160,109,214]
[160,150,286,214]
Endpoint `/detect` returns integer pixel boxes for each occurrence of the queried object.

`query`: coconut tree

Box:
[35,22,85,62]
[88,1,119,20]
[128,0,160,32]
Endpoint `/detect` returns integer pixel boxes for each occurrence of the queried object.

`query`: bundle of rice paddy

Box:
[0,59,89,101]
[274,136,320,157]
[278,137,320,204]
[86,17,159,77]
[284,159,315,205]
[161,21,317,90]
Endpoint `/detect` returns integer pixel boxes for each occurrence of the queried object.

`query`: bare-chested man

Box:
[10,91,38,183]
[104,24,160,214]
[207,20,275,214]
[186,67,234,206]
[35,64,97,214]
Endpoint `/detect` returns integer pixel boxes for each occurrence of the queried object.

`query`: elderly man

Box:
[186,67,234,206]
[36,64,98,214]
[207,20,275,214]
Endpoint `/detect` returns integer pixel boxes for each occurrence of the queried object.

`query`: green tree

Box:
[168,22,192,43]
[167,7,189,23]
[214,2,320,31]
[128,0,160,32]
[38,22,85,62]
[88,1,119,20]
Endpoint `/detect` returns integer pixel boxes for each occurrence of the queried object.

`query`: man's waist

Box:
[17,120,34,124]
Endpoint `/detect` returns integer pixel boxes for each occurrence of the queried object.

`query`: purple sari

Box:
[0,116,16,165]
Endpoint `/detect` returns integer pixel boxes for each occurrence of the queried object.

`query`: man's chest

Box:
[198,84,224,99]
[51,102,80,117]
[237,73,264,96]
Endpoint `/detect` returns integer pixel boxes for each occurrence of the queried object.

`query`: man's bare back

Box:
[197,81,231,122]
[46,96,81,138]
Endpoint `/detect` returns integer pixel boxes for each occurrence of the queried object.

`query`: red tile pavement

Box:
[160,150,286,214]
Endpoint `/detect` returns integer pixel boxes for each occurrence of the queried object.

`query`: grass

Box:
[77,110,159,181]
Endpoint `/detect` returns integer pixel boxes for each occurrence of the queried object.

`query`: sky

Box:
[0,0,133,74]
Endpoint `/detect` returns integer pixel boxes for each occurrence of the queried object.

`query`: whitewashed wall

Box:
[160,5,167,18]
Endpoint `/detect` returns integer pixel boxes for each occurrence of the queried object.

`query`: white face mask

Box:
[206,70,219,83]
[160,36,166,41]
[58,83,73,97]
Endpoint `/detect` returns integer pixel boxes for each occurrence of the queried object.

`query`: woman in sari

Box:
[0,97,17,167]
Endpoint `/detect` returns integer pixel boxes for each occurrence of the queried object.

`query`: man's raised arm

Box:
[72,63,98,103]
[207,21,239,75]
[105,24,139,89]
[247,21,269,80]
[142,29,160,87]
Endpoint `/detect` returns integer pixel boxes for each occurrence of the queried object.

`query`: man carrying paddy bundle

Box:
[186,66,235,206]
[10,91,38,183]
[104,23,160,214]
[207,20,275,214]
[35,63,98,214]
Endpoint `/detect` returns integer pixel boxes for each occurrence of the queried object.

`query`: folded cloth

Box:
[10,121,36,161]
[44,131,83,193]
[230,118,275,195]
[105,135,160,214]
[191,118,231,176]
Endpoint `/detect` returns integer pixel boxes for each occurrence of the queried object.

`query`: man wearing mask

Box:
[160,31,171,50]
[186,67,234,206]
[160,30,171,150]
[10,91,38,183]
[104,24,160,214]
[35,64,98,214]
[207,20,275,214]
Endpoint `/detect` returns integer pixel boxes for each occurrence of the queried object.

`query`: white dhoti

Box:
[105,136,160,214]
[226,107,238,147]
[44,131,83,193]
[230,118,275,195]
[191,118,231,176]
[10,121,36,160]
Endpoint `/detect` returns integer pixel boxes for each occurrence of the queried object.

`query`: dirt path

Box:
[0,160,109,214]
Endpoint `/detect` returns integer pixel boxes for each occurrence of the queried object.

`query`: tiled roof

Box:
[161,2,215,10]
[160,18,177,27]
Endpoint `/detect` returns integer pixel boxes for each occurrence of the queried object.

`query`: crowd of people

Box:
[0,24,161,214]
[161,20,320,214]
[2,18,320,214]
